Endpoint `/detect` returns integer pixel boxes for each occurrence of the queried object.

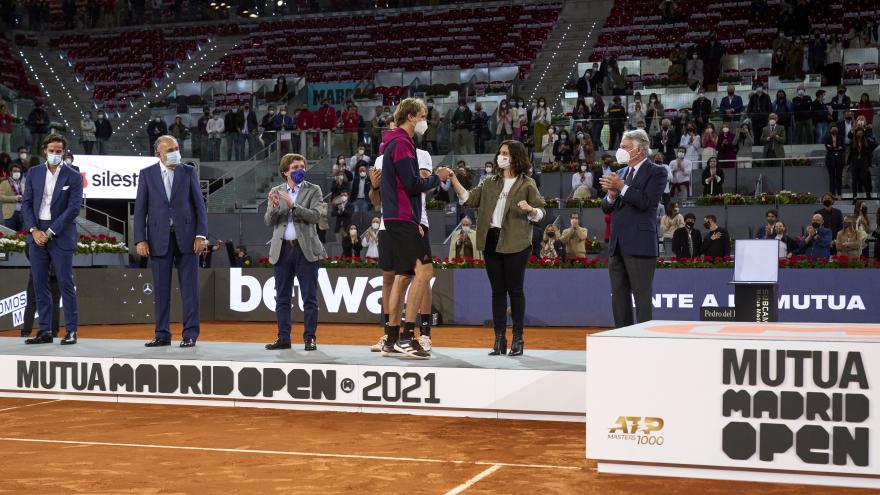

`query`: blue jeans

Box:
[352,198,371,213]
[815,122,828,144]
[226,133,241,161]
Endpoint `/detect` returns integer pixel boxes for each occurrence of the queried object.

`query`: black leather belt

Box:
[284,239,299,246]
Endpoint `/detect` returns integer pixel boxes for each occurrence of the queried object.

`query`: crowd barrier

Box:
[1,267,876,330]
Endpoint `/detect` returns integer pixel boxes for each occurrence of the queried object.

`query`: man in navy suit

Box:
[22,134,82,345]
[134,135,208,348]
[600,129,668,328]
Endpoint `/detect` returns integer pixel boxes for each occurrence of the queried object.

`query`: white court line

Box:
[0,399,63,413]
[444,464,503,495]
[0,438,579,470]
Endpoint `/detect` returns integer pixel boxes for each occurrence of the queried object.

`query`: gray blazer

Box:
[264,180,327,264]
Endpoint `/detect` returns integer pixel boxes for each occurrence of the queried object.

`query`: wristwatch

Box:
[29,227,36,234]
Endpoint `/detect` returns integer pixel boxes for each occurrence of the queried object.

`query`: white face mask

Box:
[46,154,63,166]
[462,226,471,233]
[371,222,380,230]
[485,167,492,174]
[414,119,428,136]
[357,150,364,156]
[359,171,367,178]
[676,152,685,159]
[349,229,357,235]
[722,127,729,133]
[19,153,27,161]
[580,166,588,172]
[12,172,21,180]
[769,120,777,126]
[615,147,632,164]
[497,155,510,169]
[64,159,72,165]
[164,150,181,165]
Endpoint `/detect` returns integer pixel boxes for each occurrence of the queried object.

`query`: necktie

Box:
[164,168,173,202]
[625,167,635,186]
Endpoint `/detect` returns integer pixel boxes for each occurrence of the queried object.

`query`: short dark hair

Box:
[9,162,22,172]
[766,209,778,218]
[42,134,68,151]
[705,214,717,223]
[570,212,579,218]
[684,212,696,221]
[17,146,27,153]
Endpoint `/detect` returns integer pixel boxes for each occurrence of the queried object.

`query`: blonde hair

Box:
[394,98,427,126]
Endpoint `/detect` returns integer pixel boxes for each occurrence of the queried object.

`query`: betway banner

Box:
[453,269,880,326]
[587,323,880,488]
[75,155,158,199]
[214,268,454,324]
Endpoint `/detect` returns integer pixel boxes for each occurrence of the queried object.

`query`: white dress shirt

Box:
[619,157,647,198]
[39,165,61,221]
[283,182,302,240]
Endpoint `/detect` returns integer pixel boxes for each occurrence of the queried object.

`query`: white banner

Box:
[0,355,584,421]
[74,155,158,200]
[586,322,880,488]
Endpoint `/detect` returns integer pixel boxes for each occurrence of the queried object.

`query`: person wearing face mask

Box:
[146,114,168,155]
[514,98,528,142]
[574,132,594,167]
[331,191,353,234]
[316,99,337,159]
[746,85,772,136]
[25,100,50,157]
[670,146,692,202]
[848,126,877,200]
[716,121,737,168]
[238,102,259,158]
[450,216,480,260]
[532,98,551,153]
[770,222,797,259]
[700,123,718,165]
[685,52,703,91]
[834,216,865,260]
[698,214,730,258]
[541,126,559,164]
[0,162,25,230]
[264,153,327,352]
[791,85,813,145]
[645,93,664,136]
[495,99,513,144]
[659,201,684,255]
[206,110,225,161]
[169,115,189,153]
[197,107,212,161]
[79,111,96,155]
[814,194,843,242]
[341,224,363,258]
[553,130,573,164]
[691,90,711,135]
[719,86,744,125]
[824,127,845,197]
[479,161,494,186]
[772,90,792,143]
[451,99,474,155]
[700,156,724,196]
[811,89,832,144]
[672,212,702,259]
[94,111,113,155]
[349,163,372,213]
[679,122,701,165]
[560,212,588,259]
[652,118,677,164]
[599,129,668,328]
[341,105,361,157]
[472,102,489,154]
[571,161,594,199]
[761,112,786,166]
[223,107,243,161]
[627,98,645,131]
[362,217,381,259]
[0,102,12,154]
[830,85,852,123]
[21,135,82,346]
[379,98,452,359]
[272,106,296,154]
[348,145,371,170]
[799,214,832,260]
[539,224,565,260]
[607,96,626,150]
[424,100,440,154]
[134,135,208,348]
[449,140,545,356]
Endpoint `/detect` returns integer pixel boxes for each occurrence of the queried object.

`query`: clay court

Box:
[0,323,872,494]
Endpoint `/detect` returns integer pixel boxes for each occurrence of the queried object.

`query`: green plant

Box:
[426,198,446,210]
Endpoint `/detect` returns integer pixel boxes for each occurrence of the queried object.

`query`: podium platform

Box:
[587,321,880,489]
[0,338,586,422]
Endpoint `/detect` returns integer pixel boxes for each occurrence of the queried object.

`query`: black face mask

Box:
[547,232,556,238]
[812,222,821,229]
[686,221,695,229]
[823,199,833,207]
[703,222,711,230]
[862,206,868,214]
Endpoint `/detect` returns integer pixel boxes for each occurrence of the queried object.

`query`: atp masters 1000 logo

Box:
[607,416,665,446]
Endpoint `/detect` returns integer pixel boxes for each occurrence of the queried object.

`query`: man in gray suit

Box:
[264,153,327,351]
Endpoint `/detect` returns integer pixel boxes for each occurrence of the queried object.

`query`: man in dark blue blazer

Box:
[600,129,668,328]
[134,135,208,348]
[22,134,82,345]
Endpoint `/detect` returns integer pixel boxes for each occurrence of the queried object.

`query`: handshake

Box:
[435,166,454,182]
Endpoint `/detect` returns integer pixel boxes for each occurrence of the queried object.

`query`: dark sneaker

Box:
[393,337,431,359]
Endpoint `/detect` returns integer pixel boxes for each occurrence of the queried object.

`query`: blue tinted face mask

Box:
[291,168,306,183]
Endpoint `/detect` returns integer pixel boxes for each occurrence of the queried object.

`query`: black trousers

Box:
[609,249,656,328]
[483,228,531,332]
